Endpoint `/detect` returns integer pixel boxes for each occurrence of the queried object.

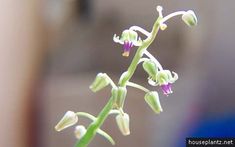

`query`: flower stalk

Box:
[55,5,197,147]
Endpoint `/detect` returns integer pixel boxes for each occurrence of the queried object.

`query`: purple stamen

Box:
[122,41,133,57]
[161,83,172,96]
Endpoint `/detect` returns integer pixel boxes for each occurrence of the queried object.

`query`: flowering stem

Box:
[75,15,162,147]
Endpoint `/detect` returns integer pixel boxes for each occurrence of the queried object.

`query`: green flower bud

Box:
[144,91,163,114]
[182,10,197,27]
[143,60,158,79]
[120,29,138,42]
[116,113,130,136]
[112,87,127,109]
[89,73,110,92]
[74,125,87,139]
[55,111,78,131]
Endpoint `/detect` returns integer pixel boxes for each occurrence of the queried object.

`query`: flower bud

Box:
[74,125,87,139]
[182,10,197,27]
[89,73,110,92]
[143,60,158,79]
[116,113,130,136]
[160,23,167,30]
[144,91,163,114]
[112,87,127,108]
[55,111,78,131]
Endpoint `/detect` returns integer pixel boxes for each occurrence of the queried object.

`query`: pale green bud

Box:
[116,113,130,136]
[89,73,110,92]
[182,10,197,27]
[143,60,158,79]
[112,87,127,109]
[144,91,163,114]
[55,111,78,131]
[74,125,86,139]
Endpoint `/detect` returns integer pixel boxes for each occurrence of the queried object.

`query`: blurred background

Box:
[1,0,235,147]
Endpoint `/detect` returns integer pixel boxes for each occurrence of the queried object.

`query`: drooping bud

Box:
[143,60,158,79]
[144,91,163,114]
[89,73,110,92]
[74,125,87,139]
[112,87,127,109]
[55,111,78,131]
[182,10,197,27]
[116,113,130,136]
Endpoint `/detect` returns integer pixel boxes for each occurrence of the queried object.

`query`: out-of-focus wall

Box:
[0,0,45,147]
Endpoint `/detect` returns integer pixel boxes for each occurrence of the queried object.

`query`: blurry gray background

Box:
[0,0,235,147]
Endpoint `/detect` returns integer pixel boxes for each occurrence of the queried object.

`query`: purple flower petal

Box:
[161,83,172,96]
[122,41,133,57]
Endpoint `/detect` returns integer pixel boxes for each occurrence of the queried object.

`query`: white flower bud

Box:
[89,73,110,92]
[55,111,78,131]
[116,113,130,136]
[182,10,197,27]
[74,125,87,139]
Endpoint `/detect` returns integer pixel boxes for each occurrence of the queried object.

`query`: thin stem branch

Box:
[76,112,96,121]
[129,26,151,37]
[144,50,163,70]
[160,11,185,23]
[126,81,150,93]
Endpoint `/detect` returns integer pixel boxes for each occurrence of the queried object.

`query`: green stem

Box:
[75,97,113,147]
[75,16,162,147]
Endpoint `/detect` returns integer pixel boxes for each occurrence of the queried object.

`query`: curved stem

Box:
[160,11,185,23]
[106,75,117,88]
[144,50,163,70]
[129,26,151,37]
[138,58,149,64]
[126,81,150,93]
[76,112,96,121]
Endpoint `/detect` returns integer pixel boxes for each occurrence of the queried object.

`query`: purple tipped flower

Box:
[161,83,172,96]
[122,41,134,57]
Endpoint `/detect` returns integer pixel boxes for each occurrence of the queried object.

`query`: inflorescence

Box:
[55,5,197,147]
